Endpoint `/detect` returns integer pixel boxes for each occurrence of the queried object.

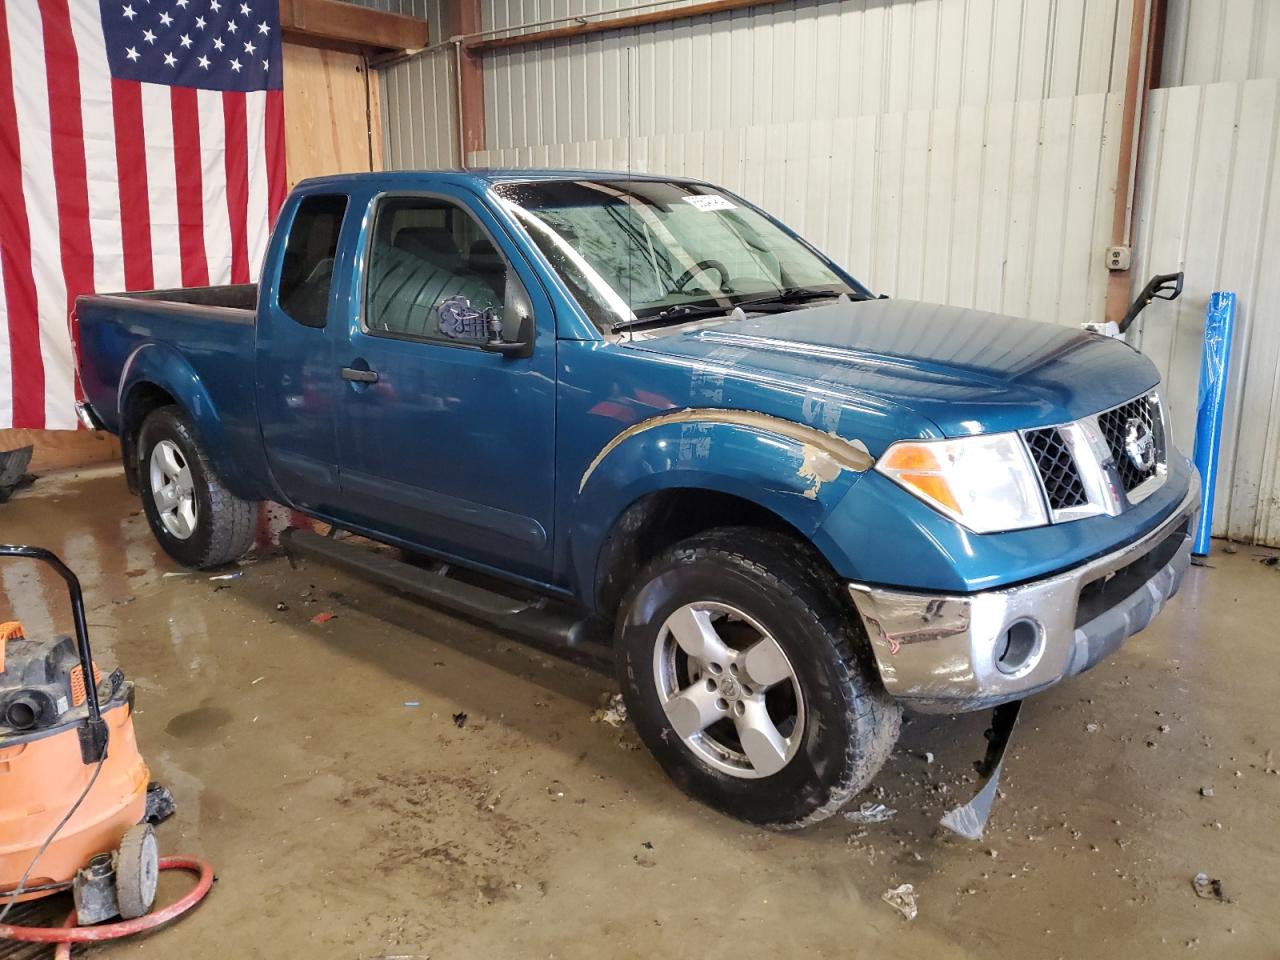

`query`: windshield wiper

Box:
[611,301,735,333]
[731,287,849,312]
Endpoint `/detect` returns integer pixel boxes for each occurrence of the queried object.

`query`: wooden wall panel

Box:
[0,428,120,474]
[282,43,381,188]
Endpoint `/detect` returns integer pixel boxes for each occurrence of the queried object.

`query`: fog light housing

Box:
[995,619,1043,676]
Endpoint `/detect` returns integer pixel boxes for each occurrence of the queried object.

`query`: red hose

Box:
[0,856,213,958]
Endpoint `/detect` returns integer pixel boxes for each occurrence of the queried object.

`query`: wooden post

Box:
[453,0,486,164]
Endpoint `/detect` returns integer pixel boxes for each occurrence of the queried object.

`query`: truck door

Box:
[330,188,557,582]
[256,191,352,513]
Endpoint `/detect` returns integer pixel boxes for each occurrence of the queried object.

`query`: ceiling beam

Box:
[466,0,788,53]
[280,0,429,54]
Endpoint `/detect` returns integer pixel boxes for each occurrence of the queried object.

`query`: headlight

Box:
[876,433,1048,533]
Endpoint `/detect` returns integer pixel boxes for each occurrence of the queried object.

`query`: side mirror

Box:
[482,312,533,359]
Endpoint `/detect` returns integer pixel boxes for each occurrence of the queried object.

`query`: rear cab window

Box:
[277,194,349,328]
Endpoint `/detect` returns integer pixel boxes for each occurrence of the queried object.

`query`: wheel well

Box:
[120,383,177,492]
[593,488,818,617]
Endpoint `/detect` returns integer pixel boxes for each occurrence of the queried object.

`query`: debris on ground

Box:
[310,611,336,624]
[590,692,628,727]
[844,802,897,824]
[1257,555,1278,567]
[1223,543,1238,554]
[276,602,289,611]
[1200,786,1214,797]
[162,571,193,578]
[112,595,136,605]
[209,571,243,581]
[881,883,917,920]
[0,444,35,503]
[404,701,420,708]
[1192,872,1230,902]
[452,711,468,728]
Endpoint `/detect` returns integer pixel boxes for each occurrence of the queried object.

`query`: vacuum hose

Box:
[0,857,213,958]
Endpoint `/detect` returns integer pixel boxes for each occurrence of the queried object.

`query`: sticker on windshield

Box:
[681,195,737,212]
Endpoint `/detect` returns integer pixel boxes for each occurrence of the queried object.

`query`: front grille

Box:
[1097,396,1160,491]
[1025,427,1088,510]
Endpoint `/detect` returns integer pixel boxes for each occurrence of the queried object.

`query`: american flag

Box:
[0,0,286,430]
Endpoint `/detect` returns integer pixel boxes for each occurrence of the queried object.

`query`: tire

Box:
[616,528,901,829]
[115,823,158,920]
[137,406,257,568]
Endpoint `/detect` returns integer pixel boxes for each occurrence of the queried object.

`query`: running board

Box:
[280,528,612,670]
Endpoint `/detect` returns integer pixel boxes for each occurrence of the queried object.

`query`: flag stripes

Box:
[0,0,284,429]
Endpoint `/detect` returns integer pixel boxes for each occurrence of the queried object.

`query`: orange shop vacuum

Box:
[0,544,212,955]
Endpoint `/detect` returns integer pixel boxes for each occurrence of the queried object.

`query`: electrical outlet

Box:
[1106,245,1131,271]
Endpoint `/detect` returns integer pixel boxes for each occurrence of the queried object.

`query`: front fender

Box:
[118,343,267,501]
[569,411,874,602]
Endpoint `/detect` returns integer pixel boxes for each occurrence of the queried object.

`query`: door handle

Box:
[341,366,379,383]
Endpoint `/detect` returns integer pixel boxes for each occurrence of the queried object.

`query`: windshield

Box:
[491,179,865,331]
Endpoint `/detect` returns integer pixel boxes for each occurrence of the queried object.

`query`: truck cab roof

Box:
[291,168,703,194]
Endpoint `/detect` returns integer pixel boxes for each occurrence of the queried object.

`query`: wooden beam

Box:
[466,0,787,53]
[1104,0,1161,325]
[280,0,428,53]
[456,0,487,160]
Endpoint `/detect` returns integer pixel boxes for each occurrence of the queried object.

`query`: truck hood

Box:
[624,297,1161,438]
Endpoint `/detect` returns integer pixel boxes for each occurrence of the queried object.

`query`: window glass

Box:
[365,196,524,345]
[278,194,348,328]
[493,180,860,330]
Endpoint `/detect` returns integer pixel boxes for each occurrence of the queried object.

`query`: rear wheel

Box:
[138,406,257,568]
[616,528,901,829]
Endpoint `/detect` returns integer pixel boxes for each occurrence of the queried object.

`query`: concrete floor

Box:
[2,466,1278,959]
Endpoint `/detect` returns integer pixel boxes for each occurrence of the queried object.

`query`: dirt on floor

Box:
[1,466,1277,959]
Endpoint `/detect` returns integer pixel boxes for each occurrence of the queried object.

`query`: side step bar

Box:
[280,528,612,670]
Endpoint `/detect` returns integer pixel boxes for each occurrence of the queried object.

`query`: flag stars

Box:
[195,16,206,29]
[240,3,251,15]
[163,51,177,67]
[257,21,270,35]
[125,45,141,61]
[197,54,211,69]
[179,33,193,48]
[243,40,255,55]
[209,0,221,12]
[176,0,189,6]
[262,58,268,70]
[142,28,156,43]
[230,58,242,72]
[158,10,172,26]
[122,4,137,20]
[226,20,237,33]
[213,36,224,51]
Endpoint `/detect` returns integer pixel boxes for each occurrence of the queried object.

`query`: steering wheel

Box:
[673,259,730,293]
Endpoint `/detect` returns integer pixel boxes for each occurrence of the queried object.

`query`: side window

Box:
[278,194,348,328]
[364,196,526,345]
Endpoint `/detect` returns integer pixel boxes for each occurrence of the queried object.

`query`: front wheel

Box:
[616,528,901,829]
[137,406,257,568]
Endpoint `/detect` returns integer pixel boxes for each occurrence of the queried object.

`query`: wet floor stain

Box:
[164,703,233,743]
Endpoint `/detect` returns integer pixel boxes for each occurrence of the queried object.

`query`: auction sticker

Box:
[682,195,737,211]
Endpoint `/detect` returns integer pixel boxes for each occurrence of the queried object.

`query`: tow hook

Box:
[940,700,1022,840]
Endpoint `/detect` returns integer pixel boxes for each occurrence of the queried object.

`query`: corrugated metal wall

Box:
[480,0,1134,147]
[1130,75,1280,545]
[1162,0,1280,85]
[347,0,459,167]
[370,0,1280,545]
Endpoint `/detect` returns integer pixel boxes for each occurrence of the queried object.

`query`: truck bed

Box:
[76,283,266,490]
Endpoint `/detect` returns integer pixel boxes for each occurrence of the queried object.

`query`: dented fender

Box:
[569,410,876,605]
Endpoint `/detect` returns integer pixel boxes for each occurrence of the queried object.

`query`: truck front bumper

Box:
[847,478,1199,713]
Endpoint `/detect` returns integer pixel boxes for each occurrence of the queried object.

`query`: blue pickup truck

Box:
[76,170,1198,830]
